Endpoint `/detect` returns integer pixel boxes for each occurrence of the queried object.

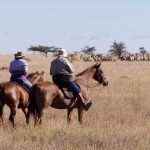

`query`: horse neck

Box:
[76,67,96,85]
[27,75,41,84]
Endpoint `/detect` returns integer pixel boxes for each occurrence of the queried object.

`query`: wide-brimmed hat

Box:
[58,49,68,57]
[14,51,25,59]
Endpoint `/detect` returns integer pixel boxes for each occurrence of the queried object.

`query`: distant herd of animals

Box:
[79,53,150,61]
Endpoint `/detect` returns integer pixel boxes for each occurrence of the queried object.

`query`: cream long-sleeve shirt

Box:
[50,56,74,76]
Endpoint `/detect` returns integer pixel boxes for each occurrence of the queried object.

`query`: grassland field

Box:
[0,54,150,150]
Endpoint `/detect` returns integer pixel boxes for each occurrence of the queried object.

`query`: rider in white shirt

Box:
[50,49,92,111]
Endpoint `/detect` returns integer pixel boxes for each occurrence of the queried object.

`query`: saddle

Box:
[59,86,74,99]
[53,82,74,99]
[52,75,80,99]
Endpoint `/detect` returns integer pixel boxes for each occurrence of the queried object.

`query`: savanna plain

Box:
[0,54,150,150]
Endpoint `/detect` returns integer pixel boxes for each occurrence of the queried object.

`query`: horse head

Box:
[27,71,44,84]
[93,62,108,86]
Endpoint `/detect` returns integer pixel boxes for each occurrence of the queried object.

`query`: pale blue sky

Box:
[0,0,150,54]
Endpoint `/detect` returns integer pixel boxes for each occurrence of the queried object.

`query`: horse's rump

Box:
[10,81,30,92]
[1,82,29,107]
[0,71,44,126]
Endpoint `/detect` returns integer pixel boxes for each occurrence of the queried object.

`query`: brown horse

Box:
[0,71,44,127]
[28,63,108,125]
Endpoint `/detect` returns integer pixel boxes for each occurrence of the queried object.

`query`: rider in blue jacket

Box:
[9,51,32,90]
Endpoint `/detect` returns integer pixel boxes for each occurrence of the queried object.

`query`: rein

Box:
[77,81,100,88]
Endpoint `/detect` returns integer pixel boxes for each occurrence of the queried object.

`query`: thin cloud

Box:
[0,31,11,36]
[133,35,150,40]
[71,34,101,41]
[4,31,11,35]
[71,35,85,40]
[88,35,100,41]
[71,33,110,41]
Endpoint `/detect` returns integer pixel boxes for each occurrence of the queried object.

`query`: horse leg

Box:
[34,115,41,126]
[37,109,44,125]
[67,107,74,124]
[34,108,43,126]
[22,108,30,125]
[34,116,39,126]
[78,107,84,124]
[9,107,17,127]
[26,108,31,125]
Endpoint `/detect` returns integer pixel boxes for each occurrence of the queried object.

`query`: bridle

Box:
[77,68,105,89]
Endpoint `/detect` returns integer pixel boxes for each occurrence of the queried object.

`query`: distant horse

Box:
[28,63,108,125]
[0,71,44,127]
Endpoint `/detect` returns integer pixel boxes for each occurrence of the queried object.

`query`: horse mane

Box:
[75,64,96,77]
[27,72,36,79]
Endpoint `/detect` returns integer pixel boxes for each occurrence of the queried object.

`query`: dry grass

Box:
[1,55,150,150]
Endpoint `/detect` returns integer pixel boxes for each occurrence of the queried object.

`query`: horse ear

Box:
[99,62,101,67]
[95,62,101,68]
[95,62,99,66]
[35,71,39,74]
[41,71,44,75]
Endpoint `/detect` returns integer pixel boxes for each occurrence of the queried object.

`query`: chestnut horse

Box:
[28,63,108,125]
[0,71,44,127]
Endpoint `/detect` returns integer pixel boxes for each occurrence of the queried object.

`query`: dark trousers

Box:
[52,75,81,96]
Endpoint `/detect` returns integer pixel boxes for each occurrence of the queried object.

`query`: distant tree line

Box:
[27,41,148,60]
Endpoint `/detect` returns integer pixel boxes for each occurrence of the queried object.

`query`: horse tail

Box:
[0,84,4,121]
[0,101,3,121]
[29,84,38,118]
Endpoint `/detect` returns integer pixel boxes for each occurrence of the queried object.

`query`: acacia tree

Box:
[139,47,147,54]
[81,46,96,55]
[109,41,127,59]
[28,45,59,57]
[139,47,147,60]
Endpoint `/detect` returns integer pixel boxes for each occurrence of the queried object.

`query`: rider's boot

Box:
[77,93,92,111]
